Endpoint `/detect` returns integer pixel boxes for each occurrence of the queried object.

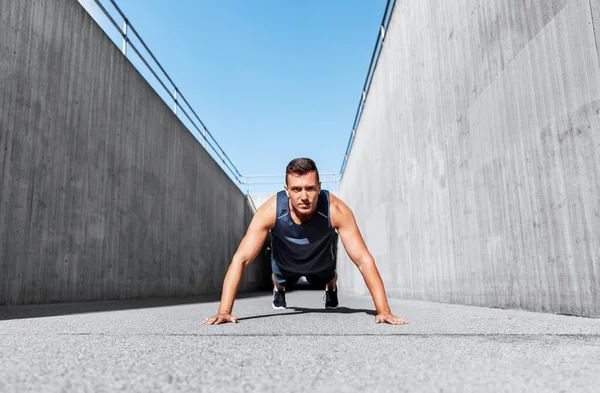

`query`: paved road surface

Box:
[1,290,599,392]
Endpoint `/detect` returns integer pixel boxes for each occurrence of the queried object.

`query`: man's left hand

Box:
[375,312,408,325]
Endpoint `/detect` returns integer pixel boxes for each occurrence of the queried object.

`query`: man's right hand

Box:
[203,312,238,325]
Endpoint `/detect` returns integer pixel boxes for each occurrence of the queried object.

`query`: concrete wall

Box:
[338,0,600,317]
[248,194,274,213]
[0,0,269,305]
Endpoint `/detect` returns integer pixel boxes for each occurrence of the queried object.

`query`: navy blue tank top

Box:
[271,190,337,275]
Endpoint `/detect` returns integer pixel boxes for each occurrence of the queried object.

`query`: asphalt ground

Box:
[1,290,600,392]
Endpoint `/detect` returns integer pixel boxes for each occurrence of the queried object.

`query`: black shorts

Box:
[271,259,335,287]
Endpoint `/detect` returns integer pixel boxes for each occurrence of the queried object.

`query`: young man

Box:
[204,158,407,325]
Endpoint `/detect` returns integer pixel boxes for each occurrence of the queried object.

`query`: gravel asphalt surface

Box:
[1,290,600,392]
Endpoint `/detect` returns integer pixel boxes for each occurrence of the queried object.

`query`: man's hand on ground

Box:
[204,312,238,325]
[375,312,408,325]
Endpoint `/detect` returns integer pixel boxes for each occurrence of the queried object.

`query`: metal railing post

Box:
[122,20,127,56]
[173,88,178,114]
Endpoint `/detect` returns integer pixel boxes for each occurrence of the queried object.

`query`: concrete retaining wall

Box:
[0,0,269,305]
[337,0,600,316]
[248,194,274,213]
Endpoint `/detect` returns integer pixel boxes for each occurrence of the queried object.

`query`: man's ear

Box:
[284,184,290,198]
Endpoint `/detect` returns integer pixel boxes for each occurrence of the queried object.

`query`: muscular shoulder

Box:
[329,192,354,230]
[252,194,277,230]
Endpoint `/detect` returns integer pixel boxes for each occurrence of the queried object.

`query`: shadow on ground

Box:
[0,291,271,321]
[237,306,377,321]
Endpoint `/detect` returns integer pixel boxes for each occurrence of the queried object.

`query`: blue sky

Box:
[78,0,387,193]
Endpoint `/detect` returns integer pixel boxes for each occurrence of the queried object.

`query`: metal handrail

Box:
[84,0,392,193]
[91,0,244,186]
[339,0,396,178]
[243,172,340,179]
[240,173,341,194]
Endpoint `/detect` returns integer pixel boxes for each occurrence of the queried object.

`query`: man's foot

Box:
[325,286,338,309]
[272,288,286,309]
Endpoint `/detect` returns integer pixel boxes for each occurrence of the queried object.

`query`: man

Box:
[204,158,407,325]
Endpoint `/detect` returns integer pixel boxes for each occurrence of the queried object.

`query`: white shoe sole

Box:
[272,304,286,310]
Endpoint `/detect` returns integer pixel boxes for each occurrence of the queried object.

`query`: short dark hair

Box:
[285,157,320,184]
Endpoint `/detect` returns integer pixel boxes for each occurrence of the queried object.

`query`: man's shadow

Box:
[237,306,377,321]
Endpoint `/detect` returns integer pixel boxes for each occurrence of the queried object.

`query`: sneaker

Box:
[325,286,338,309]
[272,288,286,309]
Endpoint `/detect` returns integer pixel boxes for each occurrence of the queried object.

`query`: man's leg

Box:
[271,260,295,309]
[325,270,338,291]
[272,274,285,292]
[271,273,287,310]
[306,269,338,308]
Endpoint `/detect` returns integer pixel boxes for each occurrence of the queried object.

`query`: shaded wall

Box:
[338,0,600,316]
[0,0,268,305]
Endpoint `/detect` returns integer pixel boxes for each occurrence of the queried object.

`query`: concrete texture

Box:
[248,193,274,213]
[1,290,600,392]
[0,0,269,305]
[337,0,600,316]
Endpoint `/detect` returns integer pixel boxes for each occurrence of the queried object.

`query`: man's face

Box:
[285,171,321,216]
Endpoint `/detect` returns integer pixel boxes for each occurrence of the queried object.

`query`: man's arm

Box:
[330,194,407,325]
[204,196,276,325]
